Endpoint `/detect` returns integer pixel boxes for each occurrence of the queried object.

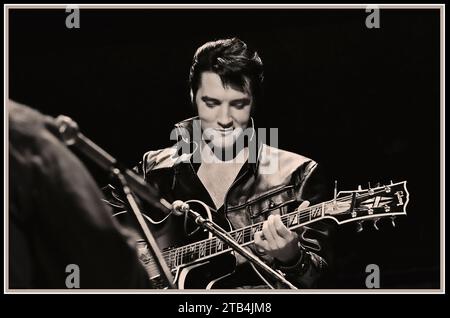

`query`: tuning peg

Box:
[390,180,394,185]
[349,192,357,215]
[373,218,381,230]
[376,182,381,187]
[391,216,396,227]
[356,221,364,233]
[358,185,362,191]
[333,180,338,207]
[367,182,375,195]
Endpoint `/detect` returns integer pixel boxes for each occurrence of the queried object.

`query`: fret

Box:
[243,227,251,243]
[185,245,190,263]
[180,246,185,264]
[170,250,175,269]
[191,244,199,261]
[234,229,244,244]
[211,238,217,255]
[209,237,213,257]
[172,248,177,267]
[251,225,259,238]
[216,238,224,252]
[188,245,196,262]
[183,245,189,264]
[177,248,183,266]
[310,205,323,220]
[287,212,299,227]
[167,250,174,269]
[198,241,207,258]
[180,245,186,264]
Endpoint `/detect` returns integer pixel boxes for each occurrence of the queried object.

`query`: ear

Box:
[189,89,194,104]
[190,89,198,114]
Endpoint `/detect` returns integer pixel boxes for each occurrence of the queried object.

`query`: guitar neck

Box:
[153,200,333,271]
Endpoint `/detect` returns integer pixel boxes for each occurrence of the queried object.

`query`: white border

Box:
[3,3,445,294]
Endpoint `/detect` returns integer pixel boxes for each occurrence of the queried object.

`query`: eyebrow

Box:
[201,96,221,103]
[201,96,251,103]
[230,98,251,104]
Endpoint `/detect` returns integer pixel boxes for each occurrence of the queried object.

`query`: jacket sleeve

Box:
[101,158,145,214]
[273,161,336,288]
[101,150,168,221]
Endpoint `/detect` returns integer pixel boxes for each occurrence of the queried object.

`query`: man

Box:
[9,100,152,289]
[105,38,334,288]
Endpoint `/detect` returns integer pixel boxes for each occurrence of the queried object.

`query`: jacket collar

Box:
[173,116,263,175]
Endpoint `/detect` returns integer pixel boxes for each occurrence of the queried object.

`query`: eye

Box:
[230,101,250,109]
[202,98,221,107]
[205,101,218,107]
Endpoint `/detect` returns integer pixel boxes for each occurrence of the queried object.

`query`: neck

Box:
[200,141,249,164]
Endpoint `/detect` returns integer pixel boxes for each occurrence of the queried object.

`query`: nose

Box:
[217,105,233,129]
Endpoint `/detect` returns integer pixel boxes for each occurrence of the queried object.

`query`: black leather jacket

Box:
[104,117,335,288]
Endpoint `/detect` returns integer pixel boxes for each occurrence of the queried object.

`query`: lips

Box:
[214,128,234,136]
[202,127,239,143]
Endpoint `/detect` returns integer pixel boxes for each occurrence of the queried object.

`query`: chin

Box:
[209,136,235,150]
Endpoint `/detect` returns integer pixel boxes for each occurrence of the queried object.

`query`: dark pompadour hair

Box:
[189,38,264,107]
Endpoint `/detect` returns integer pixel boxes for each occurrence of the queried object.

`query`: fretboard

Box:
[142,200,331,277]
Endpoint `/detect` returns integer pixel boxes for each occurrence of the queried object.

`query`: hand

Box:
[254,201,310,264]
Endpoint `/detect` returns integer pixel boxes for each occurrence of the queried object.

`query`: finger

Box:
[298,200,310,209]
[254,231,262,245]
[254,231,269,253]
[262,218,277,249]
[267,215,283,248]
[273,215,292,239]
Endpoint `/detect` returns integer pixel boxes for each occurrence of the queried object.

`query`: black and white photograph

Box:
[5,4,444,294]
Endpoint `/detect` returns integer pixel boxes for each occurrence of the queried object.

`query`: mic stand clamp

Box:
[179,205,298,290]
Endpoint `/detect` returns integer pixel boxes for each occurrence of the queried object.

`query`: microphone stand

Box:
[113,169,175,289]
[175,203,298,290]
[55,115,175,289]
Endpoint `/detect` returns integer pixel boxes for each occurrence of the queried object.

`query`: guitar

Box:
[115,181,409,289]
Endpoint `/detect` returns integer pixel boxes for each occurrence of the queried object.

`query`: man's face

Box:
[195,71,252,150]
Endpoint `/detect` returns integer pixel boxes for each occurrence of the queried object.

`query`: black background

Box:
[9,8,441,289]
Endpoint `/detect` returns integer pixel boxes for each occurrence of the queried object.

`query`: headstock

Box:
[324,181,409,231]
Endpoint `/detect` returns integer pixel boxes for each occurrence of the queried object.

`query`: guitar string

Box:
[144,187,397,270]
[143,213,320,274]
[169,188,391,260]
[143,212,315,273]
[146,188,394,270]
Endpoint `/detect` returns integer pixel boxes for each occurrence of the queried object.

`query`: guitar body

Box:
[173,253,237,289]
[113,200,239,289]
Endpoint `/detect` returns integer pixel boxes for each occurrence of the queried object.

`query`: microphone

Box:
[54,115,172,213]
[55,115,120,170]
[171,200,191,216]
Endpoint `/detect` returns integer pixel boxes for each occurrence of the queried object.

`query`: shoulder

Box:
[8,100,74,166]
[9,100,53,145]
[258,145,329,203]
[142,147,177,170]
[139,146,192,175]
